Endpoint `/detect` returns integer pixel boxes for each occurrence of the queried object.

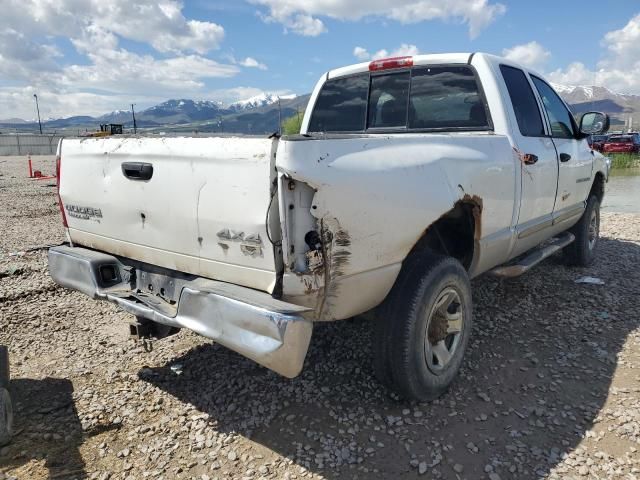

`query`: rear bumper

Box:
[48,245,313,378]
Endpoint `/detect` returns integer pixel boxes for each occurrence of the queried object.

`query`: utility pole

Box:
[33,94,42,134]
[131,104,137,134]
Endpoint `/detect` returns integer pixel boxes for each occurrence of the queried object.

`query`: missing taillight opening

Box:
[56,155,68,228]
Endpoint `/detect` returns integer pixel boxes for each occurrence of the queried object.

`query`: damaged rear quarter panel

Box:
[276,133,515,320]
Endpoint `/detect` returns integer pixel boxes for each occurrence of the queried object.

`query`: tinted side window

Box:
[368,72,410,128]
[531,76,576,139]
[409,66,489,129]
[308,74,368,132]
[500,65,545,137]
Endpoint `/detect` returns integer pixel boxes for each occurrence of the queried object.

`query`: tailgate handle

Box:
[122,162,153,181]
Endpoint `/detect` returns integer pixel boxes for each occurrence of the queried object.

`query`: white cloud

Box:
[0,86,294,120]
[0,86,162,120]
[353,47,370,61]
[239,57,268,70]
[389,43,420,57]
[3,0,225,54]
[352,44,420,61]
[0,29,63,81]
[547,62,595,87]
[61,53,238,93]
[547,14,640,94]
[502,41,550,70]
[250,0,505,38]
[602,13,640,67]
[0,0,240,119]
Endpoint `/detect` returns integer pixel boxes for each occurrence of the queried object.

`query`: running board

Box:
[490,232,575,278]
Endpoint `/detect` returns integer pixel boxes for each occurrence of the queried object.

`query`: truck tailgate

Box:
[59,136,280,293]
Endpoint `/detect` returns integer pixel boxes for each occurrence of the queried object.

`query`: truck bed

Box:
[58,136,281,293]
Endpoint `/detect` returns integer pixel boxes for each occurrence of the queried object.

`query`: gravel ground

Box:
[1,155,639,480]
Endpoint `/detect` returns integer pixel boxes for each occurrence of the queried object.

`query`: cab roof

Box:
[326,52,544,80]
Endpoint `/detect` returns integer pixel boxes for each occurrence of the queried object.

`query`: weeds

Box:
[608,153,640,169]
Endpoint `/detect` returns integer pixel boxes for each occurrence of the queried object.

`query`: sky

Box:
[2,0,640,120]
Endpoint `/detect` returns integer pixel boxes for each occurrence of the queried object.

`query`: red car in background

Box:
[588,134,609,152]
[602,133,640,154]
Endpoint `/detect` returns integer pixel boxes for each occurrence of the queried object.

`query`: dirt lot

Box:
[1,154,639,480]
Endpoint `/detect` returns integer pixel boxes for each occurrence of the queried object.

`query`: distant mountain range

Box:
[550,84,640,126]
[0,93,310,135]
[1,84,638,134]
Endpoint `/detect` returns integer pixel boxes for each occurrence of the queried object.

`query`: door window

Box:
[499,65,545,137]
[531,76,576,139]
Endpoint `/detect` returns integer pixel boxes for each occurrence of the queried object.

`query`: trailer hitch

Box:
[129,318,180,352]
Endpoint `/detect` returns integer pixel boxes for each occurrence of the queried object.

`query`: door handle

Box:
[560,153,571,162]
[523,153,538,165]
[121,162,153,181]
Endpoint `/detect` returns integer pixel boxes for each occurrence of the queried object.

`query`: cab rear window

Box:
[307,65,491,133]
[307,75,368,133]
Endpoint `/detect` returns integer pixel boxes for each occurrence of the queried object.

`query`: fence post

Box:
[15,134,20,156]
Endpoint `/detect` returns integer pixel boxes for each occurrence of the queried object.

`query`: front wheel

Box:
[565,194,600,267]
[373,253,473,402]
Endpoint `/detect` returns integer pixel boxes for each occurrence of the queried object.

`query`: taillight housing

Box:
[56,155,68,228]
[369,56,414,71]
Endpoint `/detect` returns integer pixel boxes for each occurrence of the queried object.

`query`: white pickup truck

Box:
[49,53,610,401]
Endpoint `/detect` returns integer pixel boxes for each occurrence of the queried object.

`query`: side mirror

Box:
[579,111,610,135]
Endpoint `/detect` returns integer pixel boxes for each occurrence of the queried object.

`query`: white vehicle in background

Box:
[49,53,609,401]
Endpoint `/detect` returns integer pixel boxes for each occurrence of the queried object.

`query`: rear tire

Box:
[565,194,600,267]
[373,252,472,401]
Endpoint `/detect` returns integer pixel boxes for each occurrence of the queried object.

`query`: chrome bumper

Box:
[48,245,313,378]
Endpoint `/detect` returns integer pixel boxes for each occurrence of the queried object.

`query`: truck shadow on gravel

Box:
[141,236,640,479]
[0,378,87,480]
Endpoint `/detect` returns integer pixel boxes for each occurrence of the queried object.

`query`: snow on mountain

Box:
[549,83,640,124]
[98,109,132,122]
[551,83,594,99]
[550,83,635,103]
[145,99,224,113]
[230,92,297,111]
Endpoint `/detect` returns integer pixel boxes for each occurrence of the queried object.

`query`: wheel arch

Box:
[590,171,605,204]
[406,196,482,272]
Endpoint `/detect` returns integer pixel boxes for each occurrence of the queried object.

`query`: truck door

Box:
[499,65,558,255]
[530,76,594,213]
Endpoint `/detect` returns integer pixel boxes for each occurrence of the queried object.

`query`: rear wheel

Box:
[373,253,472,401]
[565,194,600,267]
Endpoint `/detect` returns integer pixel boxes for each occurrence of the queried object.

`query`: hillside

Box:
[551,84,640,126]
[0,94,309,134]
